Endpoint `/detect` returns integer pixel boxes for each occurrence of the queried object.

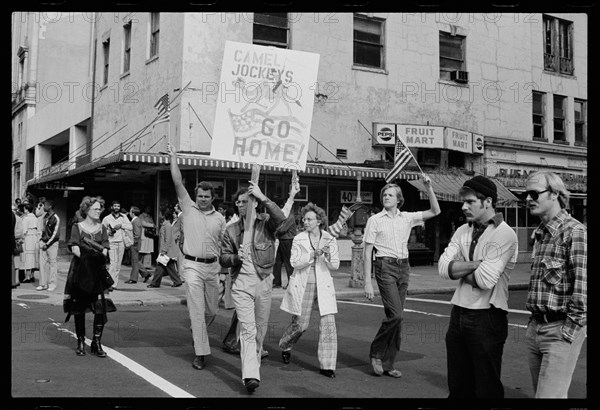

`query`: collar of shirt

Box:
[536,208,569,239]
[468,212,504,230]
[191,203,217,215]
[376,208,401,219]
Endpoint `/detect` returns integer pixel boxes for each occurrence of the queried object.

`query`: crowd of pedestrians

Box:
[12,167,586,398]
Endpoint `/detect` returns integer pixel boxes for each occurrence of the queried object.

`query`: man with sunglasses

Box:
[438,175,518,398]
[523,171,586,398]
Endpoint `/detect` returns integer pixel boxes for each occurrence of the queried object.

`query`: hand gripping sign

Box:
[211,41,320,172]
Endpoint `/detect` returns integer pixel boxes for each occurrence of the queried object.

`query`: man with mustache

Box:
[438,175,518,398]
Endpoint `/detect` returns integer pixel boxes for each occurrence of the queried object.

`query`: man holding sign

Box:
[219,182,286,393]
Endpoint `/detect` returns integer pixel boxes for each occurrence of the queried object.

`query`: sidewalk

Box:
[11,257,531,307]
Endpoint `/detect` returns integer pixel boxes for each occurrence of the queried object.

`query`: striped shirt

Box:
[363,209,424,259]
[526,209,587,343]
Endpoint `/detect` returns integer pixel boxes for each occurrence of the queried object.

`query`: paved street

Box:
[12,287,586,404]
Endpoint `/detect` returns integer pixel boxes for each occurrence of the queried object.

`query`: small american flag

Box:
[153,93,170,125]
[385,136,415,183]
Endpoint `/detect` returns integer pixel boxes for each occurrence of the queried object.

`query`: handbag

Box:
[13,242,23,256]
[123,231,134,248]
[100,267,115,290]
[144,226,158,239]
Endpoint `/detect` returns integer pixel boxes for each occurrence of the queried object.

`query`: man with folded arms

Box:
[438,175,518,398]
[168,144,226,371]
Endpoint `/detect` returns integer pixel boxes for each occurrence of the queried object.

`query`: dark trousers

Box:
[223,310,239,349]
[149,259,182,287]
[445,305,508,398]
[273,239,293,286]
[369,259,410,370]
[129,245,149,281]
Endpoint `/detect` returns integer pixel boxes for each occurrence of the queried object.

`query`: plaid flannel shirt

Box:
[526,209,587,342]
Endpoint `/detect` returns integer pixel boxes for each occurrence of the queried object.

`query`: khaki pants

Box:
[231,271,273,381]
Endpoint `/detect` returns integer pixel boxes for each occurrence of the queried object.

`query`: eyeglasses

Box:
[235,200,248,205]
[302,217,319,222]
[522,189,551,201]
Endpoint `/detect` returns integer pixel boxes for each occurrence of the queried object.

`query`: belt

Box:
[532,311,567,323]
[376,256,409,265]
[184,254,217,264]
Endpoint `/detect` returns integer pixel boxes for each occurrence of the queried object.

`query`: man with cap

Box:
[437,175,518,398]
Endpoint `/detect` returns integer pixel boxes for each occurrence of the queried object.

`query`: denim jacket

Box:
[219,199,285,280]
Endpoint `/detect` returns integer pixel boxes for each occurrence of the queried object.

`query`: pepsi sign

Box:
[372,123,396,146]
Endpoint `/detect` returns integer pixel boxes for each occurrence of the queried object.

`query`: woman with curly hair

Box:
[63,196,116,357]
[279,202,340,378]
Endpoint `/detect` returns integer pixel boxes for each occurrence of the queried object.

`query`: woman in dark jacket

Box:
[63,196,115,357]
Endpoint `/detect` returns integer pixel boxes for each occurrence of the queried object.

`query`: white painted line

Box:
[406,297,532,315]
[16,303,30,309]
[337,301,528,329]
[51,321,195,398]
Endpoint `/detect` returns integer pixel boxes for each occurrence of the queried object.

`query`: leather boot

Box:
[90,316,107,358]
[74,314,86,356]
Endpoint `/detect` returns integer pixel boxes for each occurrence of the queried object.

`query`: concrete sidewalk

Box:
[12,256,531,307]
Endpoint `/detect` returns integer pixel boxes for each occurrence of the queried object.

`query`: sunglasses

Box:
[522,189,551,201]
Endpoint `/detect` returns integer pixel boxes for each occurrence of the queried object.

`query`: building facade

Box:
[14,12,587,262]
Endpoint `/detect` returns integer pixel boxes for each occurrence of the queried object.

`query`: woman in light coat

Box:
[279,202,340,378]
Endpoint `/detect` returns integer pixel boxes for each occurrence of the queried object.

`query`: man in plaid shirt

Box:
[524,171,586,398]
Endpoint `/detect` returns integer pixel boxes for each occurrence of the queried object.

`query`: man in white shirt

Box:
[363,175,440,378]
[102,200,132,290]
[437,175,518,398]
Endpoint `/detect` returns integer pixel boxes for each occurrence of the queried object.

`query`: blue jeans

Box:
[369,259,410,371]
[445,305,508,398]
[526,319,586,398]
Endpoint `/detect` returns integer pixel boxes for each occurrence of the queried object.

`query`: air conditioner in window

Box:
[450,70,469,83]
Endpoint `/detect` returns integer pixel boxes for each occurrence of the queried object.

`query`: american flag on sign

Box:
[385,135,416,183]
[153,93,170,125]
[228,108,269,139]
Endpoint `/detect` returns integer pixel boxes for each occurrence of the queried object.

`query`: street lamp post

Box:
[349,173,364,288]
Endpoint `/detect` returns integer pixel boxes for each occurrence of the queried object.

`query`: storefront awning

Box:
[121,153,421,180]
[28,152,421,187]
[408,170,520,206]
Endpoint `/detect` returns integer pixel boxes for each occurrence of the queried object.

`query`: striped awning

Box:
[409,170,520,206]
[121,152,420,180]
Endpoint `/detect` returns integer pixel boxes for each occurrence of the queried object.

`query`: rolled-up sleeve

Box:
[438,228,466,280]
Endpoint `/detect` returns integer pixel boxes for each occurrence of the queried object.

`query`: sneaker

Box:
[36,285,49,291]
[47,285,56,292]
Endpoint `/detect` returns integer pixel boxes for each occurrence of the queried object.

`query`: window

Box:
[532,91,545,140]
[353,14,384,69]
[574,99,587,145]
[439,30,467,82]
[102,38,110,85]
[150,13,160,58]
[448,151,465,168]
[543,15,573,75]
[553,95,566,142]
[123,22,132,73]
[253,12,289,48]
